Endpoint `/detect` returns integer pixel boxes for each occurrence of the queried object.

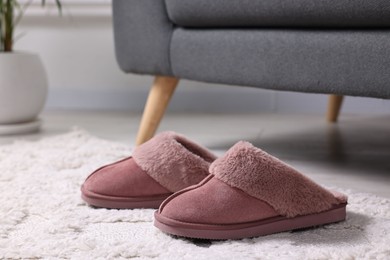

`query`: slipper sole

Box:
[81,186,172,209]
[154,203,347,240]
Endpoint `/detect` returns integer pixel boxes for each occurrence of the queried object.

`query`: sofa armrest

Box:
[112,0,174,76]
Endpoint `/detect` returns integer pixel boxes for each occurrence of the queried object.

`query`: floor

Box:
[1,110,389,198]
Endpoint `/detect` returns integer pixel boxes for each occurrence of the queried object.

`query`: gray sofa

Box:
[112,0,390,144]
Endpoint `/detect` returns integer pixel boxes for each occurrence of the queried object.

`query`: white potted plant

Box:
[0,0,61,135]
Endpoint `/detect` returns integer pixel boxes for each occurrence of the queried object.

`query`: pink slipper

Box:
[154,141,348,239]
[81,132,217,209]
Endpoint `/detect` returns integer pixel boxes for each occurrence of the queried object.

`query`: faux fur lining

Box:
[210,141,347,218]
[132,132,217,192]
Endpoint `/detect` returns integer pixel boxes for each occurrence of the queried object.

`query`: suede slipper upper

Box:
[81,132,217,209]
[154,141,348,239]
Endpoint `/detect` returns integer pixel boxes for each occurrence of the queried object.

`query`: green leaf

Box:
[55,0,62,15]
[42,0,62,15]
[0,0,63,52]
[13,0,32,27]
[0,0,3,51]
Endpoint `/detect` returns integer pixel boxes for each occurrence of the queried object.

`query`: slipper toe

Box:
[159,176,279,225]
[81,157,172,209]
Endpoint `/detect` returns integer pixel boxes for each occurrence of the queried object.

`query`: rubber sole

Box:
[81,186,172,209]
[154,203,347,240]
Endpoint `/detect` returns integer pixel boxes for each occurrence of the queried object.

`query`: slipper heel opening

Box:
[175,135,217,163]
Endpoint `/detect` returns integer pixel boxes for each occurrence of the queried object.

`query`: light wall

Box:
[15,2,390,114]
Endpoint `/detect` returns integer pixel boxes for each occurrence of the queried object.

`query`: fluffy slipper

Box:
[81,132,217,209]
[154,141,348,239]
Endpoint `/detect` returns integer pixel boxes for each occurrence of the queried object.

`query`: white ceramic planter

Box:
[0,52,48,134]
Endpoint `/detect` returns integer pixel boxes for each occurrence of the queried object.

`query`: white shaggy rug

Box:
[0,129,389,259]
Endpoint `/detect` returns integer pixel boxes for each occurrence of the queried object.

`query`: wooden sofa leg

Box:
[326,95,344,123]
[136,76,179,146]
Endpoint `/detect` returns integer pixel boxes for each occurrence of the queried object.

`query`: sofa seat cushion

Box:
[165,0,390,28]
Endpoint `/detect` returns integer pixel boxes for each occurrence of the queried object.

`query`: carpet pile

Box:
[0,130,389,259]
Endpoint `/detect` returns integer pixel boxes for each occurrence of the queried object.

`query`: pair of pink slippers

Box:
[81,132,347,240]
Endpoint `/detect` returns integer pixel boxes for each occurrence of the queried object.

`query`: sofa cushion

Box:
[166,0,390,28]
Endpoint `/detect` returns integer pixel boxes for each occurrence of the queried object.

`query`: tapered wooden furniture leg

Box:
[326,95,344,123]
[136,76,179,146]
